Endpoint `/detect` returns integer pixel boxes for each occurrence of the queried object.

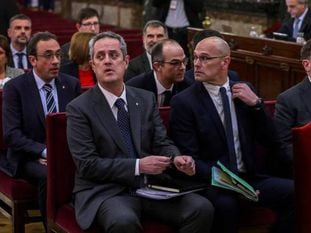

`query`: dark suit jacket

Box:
[277,8,311,41]
[170,81,275,180]
[274,77,311,164]
[125,52,151,81]
[184,69,240,84]
[152,0,204,28]
[126,70,192,104]
[66,85,180,230]
[60,61,97,84]
[2,72,81,177]
[60,42,71,65]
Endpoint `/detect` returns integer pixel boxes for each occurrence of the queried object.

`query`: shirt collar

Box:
[297,7,308,21]
[97,83,127,109]
[10,43,27,55]
[33,70,56,90]
[154,71,173,95]
[203,78,230,96]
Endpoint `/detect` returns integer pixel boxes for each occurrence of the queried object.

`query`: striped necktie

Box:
[43,84,57,113]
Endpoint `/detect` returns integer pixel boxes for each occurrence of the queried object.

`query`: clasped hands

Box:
[139,155,195,176]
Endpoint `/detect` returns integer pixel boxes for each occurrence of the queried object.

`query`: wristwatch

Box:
[253,98,264,109]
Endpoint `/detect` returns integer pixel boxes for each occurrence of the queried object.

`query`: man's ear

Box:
[76,23,81,31]
[152,62,161,72]
[28,55,36,67]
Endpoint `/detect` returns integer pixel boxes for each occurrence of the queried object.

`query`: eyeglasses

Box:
[81,22,100,27]
[161,58,188,67]
[36,51,62,60]
[193,55,227,63]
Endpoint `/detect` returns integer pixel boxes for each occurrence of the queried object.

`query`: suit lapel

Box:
[141,52,151,72]
[92,86,129,155]
[126,87,142,156]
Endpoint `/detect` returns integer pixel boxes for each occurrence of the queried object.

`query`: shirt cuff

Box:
[41,148,47,159]
[135,159,140,176]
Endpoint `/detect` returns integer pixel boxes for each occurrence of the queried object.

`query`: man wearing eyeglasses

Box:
[2,31,81,229]
[274,39,311,177]
[170,36,295,233]
[60,7,100,65]
[126,39,191,106]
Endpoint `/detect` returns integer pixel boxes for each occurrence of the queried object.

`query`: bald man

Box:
[170,37,295,233]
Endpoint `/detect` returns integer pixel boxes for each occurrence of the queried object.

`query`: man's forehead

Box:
[11,19,31,26]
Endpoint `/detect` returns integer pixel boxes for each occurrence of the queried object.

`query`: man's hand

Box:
[38,158,47,166]
[231,83,259,106]
[174,155,195,176]
[139,155,171,175]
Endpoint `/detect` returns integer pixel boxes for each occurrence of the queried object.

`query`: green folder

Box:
[211,161,258,202]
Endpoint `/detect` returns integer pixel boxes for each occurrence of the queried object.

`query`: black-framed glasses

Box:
[36,51,62,60]
[193,55,227,63]
[161,58,188,67]
[81,22,100,27]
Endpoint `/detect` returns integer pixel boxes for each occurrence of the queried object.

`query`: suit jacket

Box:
[60,42,71,65]
[60,61,97,85]
[1,71,81,177]
[170,81,275,180]
[274,77,311,164]
[277,8,311,41]
[126,70,192,104]
[125,52,151,81]
[152,0,204,28]
[66,85,180,230]
[184,69,240,84]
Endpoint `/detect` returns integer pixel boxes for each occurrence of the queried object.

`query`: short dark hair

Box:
[9,14,32,26]
[143,20,168,37]
[27,32,58,56]
[77,7,99,24]
[300,39,311,60]
[0,35,12,65]
[151,39,179,63]
[192,29,224,49]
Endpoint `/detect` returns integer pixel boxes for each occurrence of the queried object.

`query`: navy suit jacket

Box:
[126,70,192,104]
[170,81,276,180]
[125,52,151,82]
[277,8,311,41]
[2,71,81,177]
[184,68,240,84]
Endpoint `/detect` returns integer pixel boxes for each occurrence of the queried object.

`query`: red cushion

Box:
[0,170,37,200]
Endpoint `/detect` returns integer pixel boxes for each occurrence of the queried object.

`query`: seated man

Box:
[125,20,168,81]
[2,31,81,227]
[66,31,214,233]
[277,0,311,41]
[170,36,295,233]
[274,39,311,176]
[126,39,191,106]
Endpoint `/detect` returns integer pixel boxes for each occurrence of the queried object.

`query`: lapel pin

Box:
[62,85,65,89]
[136,102,139,106]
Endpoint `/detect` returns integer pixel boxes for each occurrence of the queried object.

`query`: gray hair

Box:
[143,20,168,37]
[89,31,127,59]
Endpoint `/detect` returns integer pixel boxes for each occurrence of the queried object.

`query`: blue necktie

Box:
[293,18,300,38]
[162,90,172,106]
[219,87,237,173]
[43,84,57,113]
[16,52,24,69]
[115,98,137,158]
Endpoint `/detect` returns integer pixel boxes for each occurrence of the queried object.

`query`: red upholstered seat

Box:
[46,113,175,233]
[293,122,311,233]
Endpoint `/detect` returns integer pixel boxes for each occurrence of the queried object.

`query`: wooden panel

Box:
[187,27,306,100]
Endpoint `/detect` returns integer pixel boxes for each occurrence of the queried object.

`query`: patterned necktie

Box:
[16,52,24,69]
[115,98,137,158]
[43,84,57,113]
[293,18,300,38]
[219,87,237,173]
[162,90,172,106]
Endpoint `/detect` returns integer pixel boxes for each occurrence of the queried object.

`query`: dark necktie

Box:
[162,90,172,106]
[16,52,24,69]
[115,98,137,158]
[219,87,237,172]
[43,84,57,113]
[293,18,300,38]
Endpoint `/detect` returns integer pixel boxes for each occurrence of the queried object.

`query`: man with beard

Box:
[125,20,168,81]
[2,32,81,229]
[7,14,32,70]
[126,39,191,106]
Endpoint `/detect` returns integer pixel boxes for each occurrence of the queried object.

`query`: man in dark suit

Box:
[170,36,294,233]
[2,32,81,227]
[126,39,190,106]
[7,14,32,70]
[277,0,311,41]
[274,39,311,176]
[125,20,168,81]
[66,31,214,233]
